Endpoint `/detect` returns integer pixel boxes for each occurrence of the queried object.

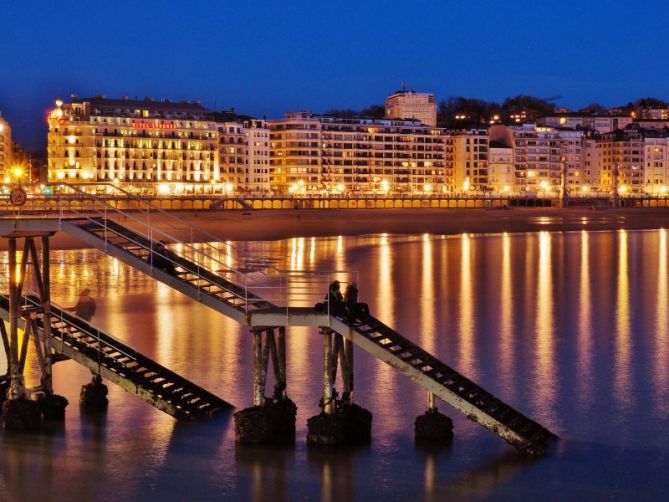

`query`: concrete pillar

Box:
[322,329,334,415]
[252,329,265,407]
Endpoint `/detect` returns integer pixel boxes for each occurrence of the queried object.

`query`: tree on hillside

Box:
[579,103,607,114]
[359,104,385,118]
[437,97,500,128]
[634,97,669,108]
[322,104,385,119]
[501,95,555,120]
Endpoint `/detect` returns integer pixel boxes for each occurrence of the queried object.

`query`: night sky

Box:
[1,0,668,150]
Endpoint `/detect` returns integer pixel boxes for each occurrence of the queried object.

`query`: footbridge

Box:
[0,183,557,454]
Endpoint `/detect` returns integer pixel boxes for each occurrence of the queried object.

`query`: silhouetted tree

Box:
[579,103,607,114]
[501,95,555,121]
[323,105,385,119]
[359,104,385,118]
[437,97,500,128]
[634,97,669,108]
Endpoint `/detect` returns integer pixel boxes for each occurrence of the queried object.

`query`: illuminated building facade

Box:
[446,129,489,192]
[218,119,271,192]
[488,144,515,193]
[538,114,633,134]
[490,124,584,193]
[385,90,437,127]
[0,113,11,180]
[47,96,220,183]
[269,113,446,194]
[595,129,645,193]
[639,108,669,120]
[642,136,669,194]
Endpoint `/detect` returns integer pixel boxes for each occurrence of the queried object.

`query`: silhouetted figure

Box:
[325,280,346,318]
[70,288,96,322]
[149,240,176,274]
[344,282,369,322]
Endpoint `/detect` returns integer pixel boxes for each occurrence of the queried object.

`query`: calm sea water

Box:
[1,229,669,501]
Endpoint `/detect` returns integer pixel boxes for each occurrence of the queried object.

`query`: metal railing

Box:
[0,183,357,314]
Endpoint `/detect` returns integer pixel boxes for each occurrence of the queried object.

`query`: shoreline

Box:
[3,207,669,251]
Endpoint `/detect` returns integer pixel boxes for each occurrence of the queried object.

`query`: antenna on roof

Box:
[401,80,407,92]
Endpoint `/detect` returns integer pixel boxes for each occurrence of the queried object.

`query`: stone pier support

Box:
[234,327,296,444]
[415,390,453,444]
[307,328,371,446]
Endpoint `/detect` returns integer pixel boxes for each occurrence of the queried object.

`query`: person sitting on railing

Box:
[69,288,96,322]
[149,240,176,275]
[344,282,369,322]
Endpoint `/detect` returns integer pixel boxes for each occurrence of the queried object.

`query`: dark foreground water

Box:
[1,229,669,501]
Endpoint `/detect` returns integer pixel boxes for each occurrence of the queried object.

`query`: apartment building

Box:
[490,124,584,193]
[596,129,645,193]
[269,113,446,194]
[47,96,220,183]
[639,108,669,120]
[0,113,11,180]
[488,143,515,193]
[246,119,271,191]
[582,139,602,192]
[385,89,437,127]
[446,129,489,192]
[640,133,669,193]
[539,114,633,134]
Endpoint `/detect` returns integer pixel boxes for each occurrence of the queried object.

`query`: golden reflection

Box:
[309,237,316,265]
[654,229,668,415]
[498,232,514,398]
[458,234,476,378]
[534,231,556,421]
[373,233,399,431]
[377,233,394,326]
[577,231,593,408]
[424,452,436,500]
[335,235,345,274]
[289,238,306,271]
[420,234,435,352]
[614,230,632,409]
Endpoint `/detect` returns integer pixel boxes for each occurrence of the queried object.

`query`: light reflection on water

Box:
[1,229,669,499]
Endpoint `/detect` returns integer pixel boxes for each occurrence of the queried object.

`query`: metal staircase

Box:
[328,314,557,455]
[62,218,277,324]
[0,294,231,420]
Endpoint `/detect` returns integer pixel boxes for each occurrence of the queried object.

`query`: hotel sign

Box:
[132,120,177,130]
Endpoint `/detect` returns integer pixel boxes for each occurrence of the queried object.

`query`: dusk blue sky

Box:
[1,0,668,150]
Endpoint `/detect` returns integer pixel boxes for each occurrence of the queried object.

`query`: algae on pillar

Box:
[307,328,372,446]
[234,327,296,444]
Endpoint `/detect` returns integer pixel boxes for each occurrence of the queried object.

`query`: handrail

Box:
[52,182,281,273]
[1,182,358,311]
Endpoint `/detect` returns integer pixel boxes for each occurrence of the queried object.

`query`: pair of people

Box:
[325,280,369,321]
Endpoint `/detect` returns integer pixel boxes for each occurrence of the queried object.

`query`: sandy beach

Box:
[3,206,668,251]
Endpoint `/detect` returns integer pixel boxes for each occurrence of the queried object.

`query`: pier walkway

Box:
[0,183,557,453]
[59,214,557,454]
